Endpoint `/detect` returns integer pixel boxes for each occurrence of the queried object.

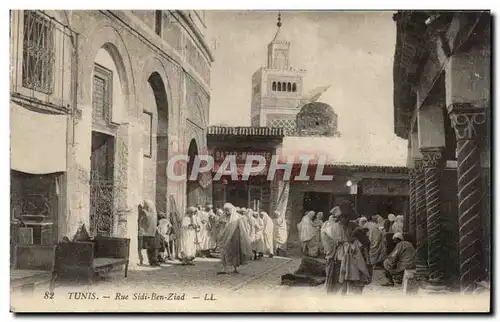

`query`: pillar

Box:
[445,42,490,291]
[448,104,486,292]
[408,168,417,236]
[421,147,445,286]
[124,120,143,269]
[414,159,428,280]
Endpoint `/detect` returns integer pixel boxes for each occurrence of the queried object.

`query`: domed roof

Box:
[297,102,337,118]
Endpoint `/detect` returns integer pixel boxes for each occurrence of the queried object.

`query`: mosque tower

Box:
[250,13,307,134]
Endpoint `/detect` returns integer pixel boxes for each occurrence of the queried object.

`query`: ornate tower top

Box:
[271,12,288,44]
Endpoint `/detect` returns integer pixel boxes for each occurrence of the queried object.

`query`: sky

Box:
[204,11,408,165]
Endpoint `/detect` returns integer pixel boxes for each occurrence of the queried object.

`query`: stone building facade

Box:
[10,10,213,265]
[207,126,285,214]
[392,11,490,292]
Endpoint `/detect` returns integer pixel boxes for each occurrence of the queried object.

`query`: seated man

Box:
[381,232,416,286]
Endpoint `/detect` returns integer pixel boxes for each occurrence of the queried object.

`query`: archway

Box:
[147,72,169,214]
[186,139,200,208]
[89,46,126,237]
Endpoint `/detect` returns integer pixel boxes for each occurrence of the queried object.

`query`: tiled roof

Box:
[322,163,408,173]
[207,126,285,137]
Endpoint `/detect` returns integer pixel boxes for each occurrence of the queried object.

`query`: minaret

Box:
[250,12,306,131]
[267,12,290,70]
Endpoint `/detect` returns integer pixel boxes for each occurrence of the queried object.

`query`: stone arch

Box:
[146,71,170,214]
[78,23,136,117]
[83,24,136,237]
[139,56,175,126]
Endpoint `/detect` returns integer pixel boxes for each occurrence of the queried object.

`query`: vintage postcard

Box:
[8,9,491,312]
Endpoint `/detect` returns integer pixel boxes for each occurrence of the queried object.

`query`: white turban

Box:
[330,206,341,217]
[393,232,404,241]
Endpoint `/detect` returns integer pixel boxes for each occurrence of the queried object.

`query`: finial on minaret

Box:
[277,12,282,28]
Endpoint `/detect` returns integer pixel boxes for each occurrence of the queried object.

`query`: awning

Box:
[10,102,68,174]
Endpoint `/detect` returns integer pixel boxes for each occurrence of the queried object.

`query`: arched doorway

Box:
[147,72,169,214]
[186,139,200,208]
[89,46,126,237]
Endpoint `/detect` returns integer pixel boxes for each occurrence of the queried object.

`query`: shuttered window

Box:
[92,64,113,124]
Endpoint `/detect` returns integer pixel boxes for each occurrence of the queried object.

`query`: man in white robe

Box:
[252,211,265,259]
[367,215,387,266]
[206,205,218,252]
[260,211,274,258]
[387,214,396,232]
[157,215,173,260]
[391,215,404,234]
[242,209,256,245]
[272,210,288,257]
[216,203,253,274]
[297,211,320,257]
[197,204,216,257]
[179,207,201,265]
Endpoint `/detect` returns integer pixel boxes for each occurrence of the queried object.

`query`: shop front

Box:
[10,101,69,262]
[211,151,273,212]
[207,126,285,213]
[283,164,409,253]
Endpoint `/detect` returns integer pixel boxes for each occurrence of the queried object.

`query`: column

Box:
[414,159,428,281]
[408,168,417,236]
[421,147,445,286]
[448,105,486,292]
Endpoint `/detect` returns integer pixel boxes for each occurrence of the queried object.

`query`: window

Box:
[22,10,55,94]
[143,111,153,158]
[277,82,282,91]
[155,10,162,36]
[292,83,297,92]
[287,82,291,92]
[272,82,276,91]
[92,64,113,124]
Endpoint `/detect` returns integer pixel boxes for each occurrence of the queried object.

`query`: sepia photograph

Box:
[7,6,492,313]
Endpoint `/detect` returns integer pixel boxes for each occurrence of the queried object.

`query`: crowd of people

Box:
[136,198,415,294]
[136,201,288,274]
[297,200,416,294]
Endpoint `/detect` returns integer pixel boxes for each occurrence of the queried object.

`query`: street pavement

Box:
[51,255,297,295]
[50,254,401,296]
[18,255,489,312]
